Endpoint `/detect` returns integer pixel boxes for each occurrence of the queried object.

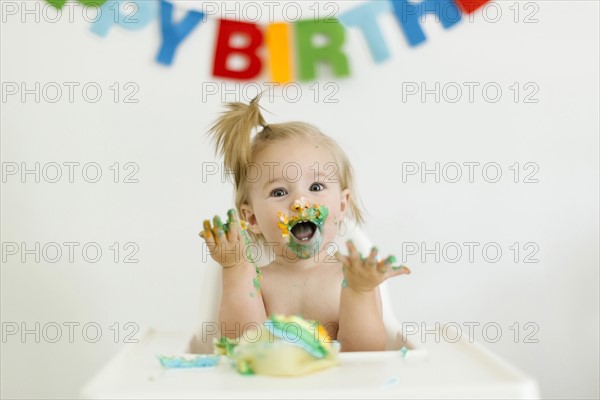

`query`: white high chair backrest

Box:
[194,219,406,353]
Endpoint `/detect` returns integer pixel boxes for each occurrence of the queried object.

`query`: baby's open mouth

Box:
[277,197,329,245]
[290,221,318,242]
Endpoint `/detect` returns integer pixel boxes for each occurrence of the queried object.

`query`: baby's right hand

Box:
[200,209,248,269]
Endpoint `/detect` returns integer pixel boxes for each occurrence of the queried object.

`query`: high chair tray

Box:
[82,326,539,399]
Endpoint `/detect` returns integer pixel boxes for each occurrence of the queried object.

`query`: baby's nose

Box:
[291,196,311,211]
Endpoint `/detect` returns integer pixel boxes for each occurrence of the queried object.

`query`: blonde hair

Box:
[208,94,364,238]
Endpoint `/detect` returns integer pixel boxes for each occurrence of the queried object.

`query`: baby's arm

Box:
[338,284,386,351]
[200,209,267,338]
[336,241,410,351]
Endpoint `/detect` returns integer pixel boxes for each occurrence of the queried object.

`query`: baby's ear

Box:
[240,203,262,234]
[339,188,350,216]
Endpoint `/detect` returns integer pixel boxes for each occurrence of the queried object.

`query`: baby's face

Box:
[242,137,349,262]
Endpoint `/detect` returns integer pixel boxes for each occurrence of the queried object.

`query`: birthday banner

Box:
[46,0,491,82]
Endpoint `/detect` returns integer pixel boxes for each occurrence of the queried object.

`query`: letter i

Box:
[266,22,292,84]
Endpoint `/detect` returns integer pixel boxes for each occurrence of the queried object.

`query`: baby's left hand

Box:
[335,240,410,293]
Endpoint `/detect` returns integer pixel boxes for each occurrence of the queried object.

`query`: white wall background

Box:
[1,0,598,398]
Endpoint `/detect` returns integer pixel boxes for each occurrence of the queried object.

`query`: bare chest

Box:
[259,265,343,337]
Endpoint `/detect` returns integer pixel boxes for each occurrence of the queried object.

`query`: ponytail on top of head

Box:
[207,93,365,234]
[207,94,266,189]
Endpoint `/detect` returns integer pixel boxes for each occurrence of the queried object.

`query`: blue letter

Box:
[90,0,157,37]
[390,0,461,46]
[156,0,205,65]
[338,1,392,64]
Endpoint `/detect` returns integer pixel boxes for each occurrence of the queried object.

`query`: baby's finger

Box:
[389,264,411,276]
[335,252,350,288]
[226,208,241,242]
[376,255,397,274]
[365,246,378,269]
[346,240,362,269]
[212,215,226,245]
[202,220,213,241]
[379,256,411,278]
[335,251,349,267]
[383,265,411,280]
[201,220,217,256]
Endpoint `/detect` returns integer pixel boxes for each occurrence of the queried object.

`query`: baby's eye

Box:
[270,188,287,197]
[310,182,325,191]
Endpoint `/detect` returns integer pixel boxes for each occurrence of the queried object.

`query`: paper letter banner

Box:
[156,0,205,66]
[213,19,264,80]
[90,0,157,37]
[296,19,350,81]
[45,0,492,82]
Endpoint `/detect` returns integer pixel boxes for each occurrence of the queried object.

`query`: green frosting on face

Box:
[288,204,329,231]
[287,231,322,260]
[277,201,329,260]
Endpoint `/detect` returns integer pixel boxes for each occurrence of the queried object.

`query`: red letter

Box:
[453,0,490,14]
[213,19,263,80]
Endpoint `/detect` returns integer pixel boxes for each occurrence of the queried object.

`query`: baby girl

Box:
[200,95,410,351]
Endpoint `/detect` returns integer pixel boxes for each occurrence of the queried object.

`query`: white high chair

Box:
[82,221,540,399]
